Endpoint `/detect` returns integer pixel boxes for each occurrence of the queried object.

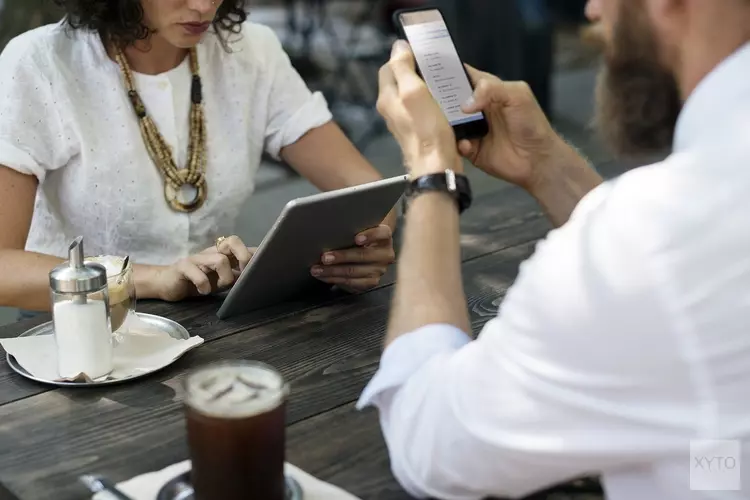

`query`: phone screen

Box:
[399,9,484,127]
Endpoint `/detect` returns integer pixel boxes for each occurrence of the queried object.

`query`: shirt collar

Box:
[673,42,750,153]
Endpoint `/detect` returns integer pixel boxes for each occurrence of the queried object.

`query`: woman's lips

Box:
[180,22,211,36]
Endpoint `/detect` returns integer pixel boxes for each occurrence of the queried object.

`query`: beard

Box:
[593,2,683,158]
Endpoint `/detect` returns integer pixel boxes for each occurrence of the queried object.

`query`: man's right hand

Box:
[458,66,580,190]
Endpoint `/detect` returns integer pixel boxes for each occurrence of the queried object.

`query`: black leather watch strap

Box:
[406,170,473,214]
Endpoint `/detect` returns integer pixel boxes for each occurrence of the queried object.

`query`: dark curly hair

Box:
[52,0,249,47]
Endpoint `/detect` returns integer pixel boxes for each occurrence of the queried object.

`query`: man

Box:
[357,1,750,499]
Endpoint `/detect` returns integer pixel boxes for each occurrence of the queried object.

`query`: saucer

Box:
[156,471,303,500]
[6,312,191,387]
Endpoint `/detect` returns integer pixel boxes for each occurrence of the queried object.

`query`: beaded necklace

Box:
[114,46,208,213]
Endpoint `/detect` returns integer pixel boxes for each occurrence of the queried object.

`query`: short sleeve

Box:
[256,26,333,159]
[0,32,73,183]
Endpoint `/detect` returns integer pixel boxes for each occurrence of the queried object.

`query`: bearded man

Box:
[357,1,750,499]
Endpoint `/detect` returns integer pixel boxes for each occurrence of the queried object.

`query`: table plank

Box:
[0,185,550,407]
[0,241,536,499]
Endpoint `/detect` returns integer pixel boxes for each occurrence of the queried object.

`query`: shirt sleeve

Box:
[357,181,696,499]
[0,33,74,183]
[257,26,333,160]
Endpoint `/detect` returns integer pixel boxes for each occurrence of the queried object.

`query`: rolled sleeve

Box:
[357,324,471,411]
[264,91,332,160]
[0,33,73,182]
[258,26,333,160]
[0,139,48,182]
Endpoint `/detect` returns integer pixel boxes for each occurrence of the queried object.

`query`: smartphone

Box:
[393,7,489,140]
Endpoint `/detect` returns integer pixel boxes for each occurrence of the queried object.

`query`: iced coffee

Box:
[183,361,288,500]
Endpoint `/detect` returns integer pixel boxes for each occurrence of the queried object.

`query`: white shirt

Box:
[0,21,332,264]
[358,43,750,499]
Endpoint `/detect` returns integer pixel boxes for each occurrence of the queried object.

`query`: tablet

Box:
[216,175,409,319]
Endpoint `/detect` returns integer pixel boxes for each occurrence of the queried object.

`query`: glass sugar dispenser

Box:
[49,236,114,380]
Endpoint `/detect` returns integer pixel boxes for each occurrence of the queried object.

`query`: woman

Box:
[0,0,397,312]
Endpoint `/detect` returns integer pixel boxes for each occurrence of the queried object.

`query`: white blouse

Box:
[0,21,332,265]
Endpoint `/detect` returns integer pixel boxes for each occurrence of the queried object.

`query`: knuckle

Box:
[375,97,388,116]
[401,86,423,106]
[516,81,534,101]
[213,253,230,267]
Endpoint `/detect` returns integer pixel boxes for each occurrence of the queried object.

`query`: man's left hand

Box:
[311,224,396,292]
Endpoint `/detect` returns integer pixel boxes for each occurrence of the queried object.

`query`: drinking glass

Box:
[183,361,288,500]
[85,255,135,333]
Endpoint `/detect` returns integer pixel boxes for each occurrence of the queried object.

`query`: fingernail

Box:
[392,39,409,56]
[462,95,476,110]
[311,267,323,277]
[356,235,367,245]
[323,253,335,264]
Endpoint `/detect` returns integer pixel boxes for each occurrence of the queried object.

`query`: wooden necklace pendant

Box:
[115,46,209,214]
[164,170,207,212]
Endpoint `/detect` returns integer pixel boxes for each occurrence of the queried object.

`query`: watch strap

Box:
[406,170,473,213]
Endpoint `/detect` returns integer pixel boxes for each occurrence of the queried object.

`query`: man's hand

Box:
[459,66,580,190]
[376,40,463,176]
[311,224,396,292]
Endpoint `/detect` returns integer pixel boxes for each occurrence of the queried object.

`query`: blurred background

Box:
[0,0,609,325]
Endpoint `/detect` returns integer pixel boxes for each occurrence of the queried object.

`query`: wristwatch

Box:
[406,169,473,214]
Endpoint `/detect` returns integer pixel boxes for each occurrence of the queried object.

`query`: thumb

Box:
[458,139,478,158]
[462,79,503,113]
[461,71,508,114]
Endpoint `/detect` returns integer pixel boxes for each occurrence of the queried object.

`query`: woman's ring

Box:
[215,236,227,251]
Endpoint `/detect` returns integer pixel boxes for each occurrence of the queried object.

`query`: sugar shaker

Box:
[49,236,113,380]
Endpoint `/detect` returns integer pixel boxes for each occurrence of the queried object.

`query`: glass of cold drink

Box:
[183,361,289,500]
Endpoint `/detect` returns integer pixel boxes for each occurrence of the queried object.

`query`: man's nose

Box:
[585,0,602,22]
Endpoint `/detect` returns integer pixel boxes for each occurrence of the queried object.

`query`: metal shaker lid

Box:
[49,237,108,293]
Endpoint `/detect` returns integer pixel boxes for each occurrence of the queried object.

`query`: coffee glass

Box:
[183,361,288,500]
[85,255,135,333]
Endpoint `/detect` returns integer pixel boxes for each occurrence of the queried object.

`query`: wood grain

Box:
[0,242,535,499]
[0,186,549,407]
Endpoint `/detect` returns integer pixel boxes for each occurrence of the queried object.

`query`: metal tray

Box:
[157,472,303,500]
[6,312,190,388]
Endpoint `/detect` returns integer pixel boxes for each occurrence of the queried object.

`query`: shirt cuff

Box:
[0,138,47,183]
[356,324,471,411]
[264,92,333,160]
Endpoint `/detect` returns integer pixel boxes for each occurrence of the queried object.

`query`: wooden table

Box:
[0,164,630,500]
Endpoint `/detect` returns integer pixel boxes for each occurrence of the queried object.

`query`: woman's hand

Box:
[153,235,256,302]
[458,66,576,189]
[311,225,396,292]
